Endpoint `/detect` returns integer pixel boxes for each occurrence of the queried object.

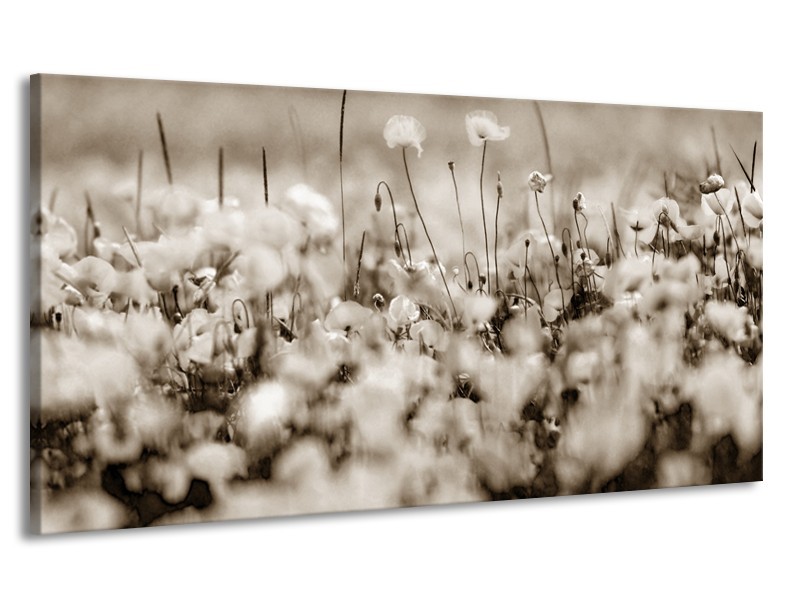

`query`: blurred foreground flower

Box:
[465,110,510,146]
[383,115,426,157]
[33,207,77,259]
[701,188,734,217]
[409,319,446,350]
[741,192,763,228]
[705,300,754,343]
[280,184,338,243]
[389,294,420,327]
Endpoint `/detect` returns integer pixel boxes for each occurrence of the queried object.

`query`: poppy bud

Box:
[573,192,586,212]
[496,172,503,198]
[561,242,568,257]
[713,230,721,245]
[374,191,382,212]
[394,240,402,258]
[525,238,531,248]
[528,171,548,193]
[699,174,725,194]
[554,255,560,263]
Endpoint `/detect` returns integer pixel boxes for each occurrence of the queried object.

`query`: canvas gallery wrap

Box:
[29,74,763,534]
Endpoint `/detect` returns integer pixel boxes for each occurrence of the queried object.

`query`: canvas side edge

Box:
[29,74,43,535]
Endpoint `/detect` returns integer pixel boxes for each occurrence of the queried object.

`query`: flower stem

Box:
[523,241,529,319]
[339,90,348,299]
[218,147,224,209]
[494,172,502,293]
[479,141,491,295]
[534,191,566,314]
[402,148,457,320]
[448,162,468,282]
[377,181,409,266]
[135,150,143,238]
[714,192,742,255]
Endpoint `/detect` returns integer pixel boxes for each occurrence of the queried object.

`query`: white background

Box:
[2,1,798,597]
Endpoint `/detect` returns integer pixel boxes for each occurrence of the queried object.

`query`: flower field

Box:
[30,78,762,533]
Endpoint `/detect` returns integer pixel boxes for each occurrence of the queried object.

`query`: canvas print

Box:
[30,75,762,534]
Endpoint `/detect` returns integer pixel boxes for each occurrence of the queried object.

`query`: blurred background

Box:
[37,74,762,264]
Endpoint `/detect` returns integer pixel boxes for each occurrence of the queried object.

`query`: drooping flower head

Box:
[465,110,510,146]
[383,115,426,157]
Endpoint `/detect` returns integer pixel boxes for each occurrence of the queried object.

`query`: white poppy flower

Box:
[465,110,510,146]
[383,115,427,157]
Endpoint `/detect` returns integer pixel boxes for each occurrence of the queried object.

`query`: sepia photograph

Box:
[30,74,762,534]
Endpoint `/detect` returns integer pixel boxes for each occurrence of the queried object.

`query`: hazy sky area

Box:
[35,74,761,261]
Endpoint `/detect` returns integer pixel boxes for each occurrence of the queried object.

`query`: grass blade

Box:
[729,144,755,192]
[156,112,173,186]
